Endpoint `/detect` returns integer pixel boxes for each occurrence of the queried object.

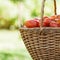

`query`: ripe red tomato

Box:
[34,19,40,27]
[43,18,51,27]
[50,21,58,27]
[50,15,57,20]
[55,19,60,27]
[24,20,40,28]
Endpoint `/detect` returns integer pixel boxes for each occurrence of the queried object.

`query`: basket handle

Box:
[40,0,57,27]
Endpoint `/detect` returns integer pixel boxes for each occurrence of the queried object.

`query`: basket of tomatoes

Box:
[20,0,60,60]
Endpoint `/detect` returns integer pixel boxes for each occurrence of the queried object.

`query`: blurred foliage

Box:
[0,30,32,60]
[10,0,25,4]
[31,8,40,17]
[0,16,18,29]
[0,50,32,60]
[0,0,18,29]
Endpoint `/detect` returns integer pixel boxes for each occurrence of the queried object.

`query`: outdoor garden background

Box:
[0,0,60,60]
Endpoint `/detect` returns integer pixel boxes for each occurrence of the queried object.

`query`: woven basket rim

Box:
[20,27,60,30]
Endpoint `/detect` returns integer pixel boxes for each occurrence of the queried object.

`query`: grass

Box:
[0,29,32,60]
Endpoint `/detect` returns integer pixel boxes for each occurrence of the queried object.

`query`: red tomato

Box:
[24,20,39,28]
[57,23,60,27]
[34,19,40,27]
[50,21,58,27]
[50,15,57,20]
[55,19,60,27]
[43,18,51,27]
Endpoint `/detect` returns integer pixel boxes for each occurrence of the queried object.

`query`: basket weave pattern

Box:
[20,28,60,60]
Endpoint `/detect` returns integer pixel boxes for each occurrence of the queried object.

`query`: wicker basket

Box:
[20,0,60,60]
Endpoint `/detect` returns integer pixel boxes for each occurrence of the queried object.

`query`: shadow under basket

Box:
[20,27,60,60]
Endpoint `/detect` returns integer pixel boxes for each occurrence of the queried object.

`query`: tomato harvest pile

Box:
[24,15,60,28]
